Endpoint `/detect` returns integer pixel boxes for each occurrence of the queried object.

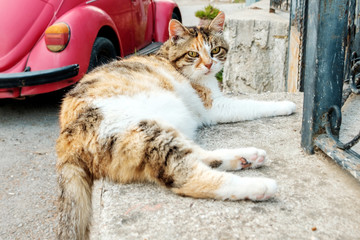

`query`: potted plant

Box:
[195,5,220,27]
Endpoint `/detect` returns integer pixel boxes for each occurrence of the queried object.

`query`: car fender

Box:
[23,5,121,95]
[153,0,181,42]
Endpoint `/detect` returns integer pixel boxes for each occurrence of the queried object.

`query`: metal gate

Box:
[288,0,360,179]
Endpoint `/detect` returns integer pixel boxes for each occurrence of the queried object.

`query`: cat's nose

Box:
[205,62,213,69]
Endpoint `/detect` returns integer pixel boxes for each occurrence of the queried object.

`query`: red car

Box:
[0,0,181,99]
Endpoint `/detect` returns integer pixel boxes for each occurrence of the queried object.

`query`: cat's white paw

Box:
[230,147,267,170]
[277,101,296,116]
[246,178,277,201]
[240,147,267,169]
[215,176,277,201]
[209,147,267,170]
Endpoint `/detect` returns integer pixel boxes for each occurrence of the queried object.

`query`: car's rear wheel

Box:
[88,37,117,72]
[172,11,181,22]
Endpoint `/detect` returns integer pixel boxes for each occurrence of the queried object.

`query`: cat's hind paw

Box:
[242,147,267,169]
[205,147,267,171]
[232,147,267,170]
[246,178,277,201]
[215,176,277,201]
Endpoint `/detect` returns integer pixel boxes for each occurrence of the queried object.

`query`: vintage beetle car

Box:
[0,0,181,99]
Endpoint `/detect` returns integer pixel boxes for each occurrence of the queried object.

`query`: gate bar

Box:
[301,0,349,154]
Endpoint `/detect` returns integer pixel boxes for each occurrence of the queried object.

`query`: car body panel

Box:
[89,0,135,56]
[0,0,54,72]
[0,0,181,99]
[22,5,119,96]
[153,0,180,42]
[132,0,154,50]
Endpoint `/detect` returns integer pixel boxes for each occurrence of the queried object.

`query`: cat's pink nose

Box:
[205,62,213,69]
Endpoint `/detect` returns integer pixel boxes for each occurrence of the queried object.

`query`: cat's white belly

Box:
[92,92,200,139]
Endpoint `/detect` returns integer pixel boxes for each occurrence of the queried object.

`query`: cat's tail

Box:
[56,160,93,240]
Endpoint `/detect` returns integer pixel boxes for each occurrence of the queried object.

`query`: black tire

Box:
[88,37,117,72]
[172,11,181,22]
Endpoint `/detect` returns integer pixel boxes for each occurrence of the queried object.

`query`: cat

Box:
[56,12,296,240]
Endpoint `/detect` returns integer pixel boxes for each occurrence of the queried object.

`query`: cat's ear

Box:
[169,19,189,43]
[209,12,225,34]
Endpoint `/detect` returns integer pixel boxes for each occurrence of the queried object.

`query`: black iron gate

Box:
[289,0,360,179]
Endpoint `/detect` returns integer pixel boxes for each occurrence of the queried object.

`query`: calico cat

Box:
[56,12,296,239]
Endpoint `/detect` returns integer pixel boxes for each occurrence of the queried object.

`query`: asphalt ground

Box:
[0,91,64,239]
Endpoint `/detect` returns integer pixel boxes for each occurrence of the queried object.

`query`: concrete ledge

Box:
[90,92,360,239]
[223,0,289,93]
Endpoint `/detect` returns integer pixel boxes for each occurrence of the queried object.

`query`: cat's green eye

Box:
[188,51,199,58]
[211,47,221,54]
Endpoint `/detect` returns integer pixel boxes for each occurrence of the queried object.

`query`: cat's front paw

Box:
[277,101,296,116]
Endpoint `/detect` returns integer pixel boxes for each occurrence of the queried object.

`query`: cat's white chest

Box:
[92,90,205,140]
[171,80,212,124]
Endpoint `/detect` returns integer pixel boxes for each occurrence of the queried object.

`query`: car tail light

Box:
[45,23,70,52]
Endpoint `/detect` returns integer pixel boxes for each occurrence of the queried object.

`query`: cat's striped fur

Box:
[56,12,296,239]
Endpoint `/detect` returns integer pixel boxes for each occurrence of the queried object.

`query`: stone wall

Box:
[223,1,290,94]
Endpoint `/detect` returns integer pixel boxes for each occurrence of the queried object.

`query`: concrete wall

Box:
[223,1,290,94]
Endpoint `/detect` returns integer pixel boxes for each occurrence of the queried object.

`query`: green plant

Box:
[195,5,220,20]
[215,68,223,83]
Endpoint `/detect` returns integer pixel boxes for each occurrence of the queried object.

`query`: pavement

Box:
[90,92,360,240]
[0,92,63,239]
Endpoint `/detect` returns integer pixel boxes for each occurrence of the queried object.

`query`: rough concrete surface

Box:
[223,0,290,94]
[90,92,360,240]
[2,91,360,240]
